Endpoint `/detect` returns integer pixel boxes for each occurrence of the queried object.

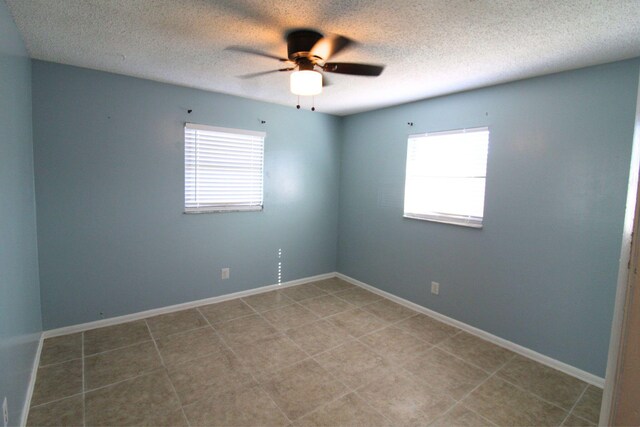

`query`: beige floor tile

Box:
[26,290,586,427]
[310,278,355,293]
[286,319,353,356]
[357,368,456,426]
[27,395,83,427]
[438,332,515,373]
[299,294,355,318]
[328,308,388,338]
[85,341,163,390]
[85,370,185,426]
[155,327,222,366]
[84,320,151,355]
[198,298,255,324]
[396,314,460,344]
[571,385,602,424]
[167,347,255,406]
[404,348,489,400]
[429,404,495,427]
[39,333,82,366]
[362,299,417,323]
[261,359,348,421]
[562,413,596,427]
[145,309,208,339]
[334,287,382,307]
[462,376,567,426]
[242,290,295,312]
[216,313,279,347]
[31,359,82,406]
[314,341,391,389]
[183,382,289,427]
[359,326,432,365]
[262,303,320,331]
[139,410,189,427]
[295,392,390,427]
[281,284,328,301]
[496,355,587,409]
[230,333,308,376]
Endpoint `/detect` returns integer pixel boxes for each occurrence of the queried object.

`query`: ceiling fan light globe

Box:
[290,70,322,96]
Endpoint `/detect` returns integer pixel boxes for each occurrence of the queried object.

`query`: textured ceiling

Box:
[6,0,640,115]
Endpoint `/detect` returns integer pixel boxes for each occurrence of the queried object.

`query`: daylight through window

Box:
[184,123,265,213]
[403,127,489,228]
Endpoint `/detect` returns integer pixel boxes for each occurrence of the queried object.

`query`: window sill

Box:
[403,213,483,229]
[184,206,263,214]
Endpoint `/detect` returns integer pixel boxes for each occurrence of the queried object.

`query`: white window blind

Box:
[185,123,265,213]
[403,127,489,228]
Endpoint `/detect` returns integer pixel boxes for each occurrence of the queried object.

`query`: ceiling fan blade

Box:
[238,68,294,79]
[310,34,352,61]
[322,62,384,76]
[225,46,289,62]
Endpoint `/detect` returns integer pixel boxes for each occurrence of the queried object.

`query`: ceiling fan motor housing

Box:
[286,30,323,61]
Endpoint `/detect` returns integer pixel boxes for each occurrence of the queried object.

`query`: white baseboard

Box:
[39,270,604,389]
[20,332,44,427]
[337,272,605,388]
[43,272,335,338]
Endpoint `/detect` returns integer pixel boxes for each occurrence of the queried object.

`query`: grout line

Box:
[144,320,192,427]
[40,280,591,426]
[246,305,372,422]
[433,339,509,376]
[559,383,589,427]
[37,356,84,369]
[149,324,213,341]
[346,338,457,425]
[42,273,338,339]
[351,326,505,425]
[81,367,167,395]
[81,332,225,394]
[151,323,214,341]
[28,392,85,410]
[196,306,294,425]
[428,401,498,427]
[83,339,156,359]
[566,412,598,426]
[81,332,85,427]
[204,311,258,325]
[495,374,580,414]
[82,337,157,359]
[339,273,605,388]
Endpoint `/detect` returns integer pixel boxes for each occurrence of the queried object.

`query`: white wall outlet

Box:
[221,268,230,280]
[431,281,440,295]
[3,397,8,427]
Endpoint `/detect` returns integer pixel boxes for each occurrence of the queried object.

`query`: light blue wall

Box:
[32,61,342,329]
[30,53,639,376]
[338,60,639,377]
[0,1,42,424]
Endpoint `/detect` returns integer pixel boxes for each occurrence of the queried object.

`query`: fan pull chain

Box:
[311,96,316,112]
[296,95,300,110]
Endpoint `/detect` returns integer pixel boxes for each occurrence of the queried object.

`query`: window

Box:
[403,127,489,228]
[184,123,265,213]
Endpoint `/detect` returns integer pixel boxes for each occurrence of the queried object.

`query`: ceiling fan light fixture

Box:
[290,70,322,96]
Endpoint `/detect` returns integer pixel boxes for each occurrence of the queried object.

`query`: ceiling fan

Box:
[227,29,384,103]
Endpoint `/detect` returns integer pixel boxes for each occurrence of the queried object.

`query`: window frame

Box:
[184,122,265,214]
[402,126,490,229]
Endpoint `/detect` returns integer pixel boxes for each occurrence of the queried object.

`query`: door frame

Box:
[600,68,640,426]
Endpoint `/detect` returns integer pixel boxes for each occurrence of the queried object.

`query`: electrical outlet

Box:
[431,281,440,295]
[3,397,8,427]
[221,268,230,280]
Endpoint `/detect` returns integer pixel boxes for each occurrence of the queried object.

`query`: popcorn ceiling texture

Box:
[6,0,640,115]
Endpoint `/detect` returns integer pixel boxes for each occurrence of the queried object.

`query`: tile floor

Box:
[27,278,602,426]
